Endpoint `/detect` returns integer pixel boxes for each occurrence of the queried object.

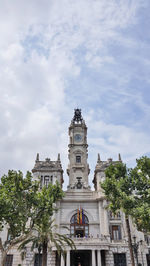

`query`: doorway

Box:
[114,253,127,266]
[75,228,84,238]
[147,254,150,266]
[71,250,91,266]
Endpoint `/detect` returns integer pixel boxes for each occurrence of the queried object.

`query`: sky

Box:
[0,0,150,189]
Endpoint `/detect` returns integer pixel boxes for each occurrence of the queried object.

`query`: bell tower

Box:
[67,109,90,190]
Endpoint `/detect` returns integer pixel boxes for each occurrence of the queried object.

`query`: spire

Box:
[57,153,60,161]
[36,153,39,161]
[97,153,101,163]
[118,153,122,161]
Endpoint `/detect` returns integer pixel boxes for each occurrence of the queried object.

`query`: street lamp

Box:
[132,236,143,266]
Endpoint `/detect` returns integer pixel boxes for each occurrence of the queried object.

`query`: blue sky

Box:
[0,0,150,188]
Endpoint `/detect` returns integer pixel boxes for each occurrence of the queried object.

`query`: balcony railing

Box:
[51,235,127,251]
[65,234,127,244]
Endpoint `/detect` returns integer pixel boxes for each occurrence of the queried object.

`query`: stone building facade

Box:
[1,109,150,266]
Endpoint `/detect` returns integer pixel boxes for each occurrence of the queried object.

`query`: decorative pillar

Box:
[66,250,70,266]
[97,250,102,266]
[61,253,65,266]
[98,201,102,236]
[103,200,109,235]
[92,250,96,266]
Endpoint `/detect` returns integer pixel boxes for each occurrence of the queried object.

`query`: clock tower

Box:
[67,109,90,190]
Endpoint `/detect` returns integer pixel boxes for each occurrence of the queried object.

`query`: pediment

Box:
[73,149,84,155]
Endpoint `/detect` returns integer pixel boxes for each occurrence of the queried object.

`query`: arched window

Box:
[70,212,89,237]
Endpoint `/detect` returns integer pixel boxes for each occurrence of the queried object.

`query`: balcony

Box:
[65,234,126,246]
[52,234,127,251]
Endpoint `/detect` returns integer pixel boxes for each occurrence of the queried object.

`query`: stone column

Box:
[66,250,70,266]
[97,250,102,266]
[92,250,96,266]
[61,253,65,266]
[103,200,109,235]
[98,201,102,235]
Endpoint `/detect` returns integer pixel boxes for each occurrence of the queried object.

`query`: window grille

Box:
[34,254,42,266]
[5,255,13,266]
[44,176,50,188]
[114,253,127,266]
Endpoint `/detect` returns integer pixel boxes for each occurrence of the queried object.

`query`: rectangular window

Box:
[34,254,42,266]
[145,235,150,245]
[85,226,89,237]
[111,225,121,240]
[7,230,12,241]
[70,225,74,235]
[44,176,50,188]
[5,255,13,266]
[114,253,127,266]
[76,156,81,163]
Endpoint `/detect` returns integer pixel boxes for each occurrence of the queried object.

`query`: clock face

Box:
[74,134,82,142]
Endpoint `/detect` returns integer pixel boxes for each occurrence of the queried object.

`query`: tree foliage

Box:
[0,170,75,266]
[101,163,134,215]
[101,162,136,266]
[18,181,75,266]
[101,156,150,232]
[129,157,150,232]
[0,170,38,236]
[0,170,39,265]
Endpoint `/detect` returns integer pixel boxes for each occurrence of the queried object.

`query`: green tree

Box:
[101,162,136,266]
[0,170,75,266]
[18,183,75,266]
[101,157,150,266]
[129,156,150,232]
[0,170,39,266]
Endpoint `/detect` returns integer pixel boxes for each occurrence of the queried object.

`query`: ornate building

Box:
[1,109,150,266]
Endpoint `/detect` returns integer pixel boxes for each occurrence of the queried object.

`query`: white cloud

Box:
[0,0,149,190]
[87,117,150,187]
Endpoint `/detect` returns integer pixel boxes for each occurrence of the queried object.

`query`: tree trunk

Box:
[125,216,135,266]
[1,250,7,266]
[42,241,47,266]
